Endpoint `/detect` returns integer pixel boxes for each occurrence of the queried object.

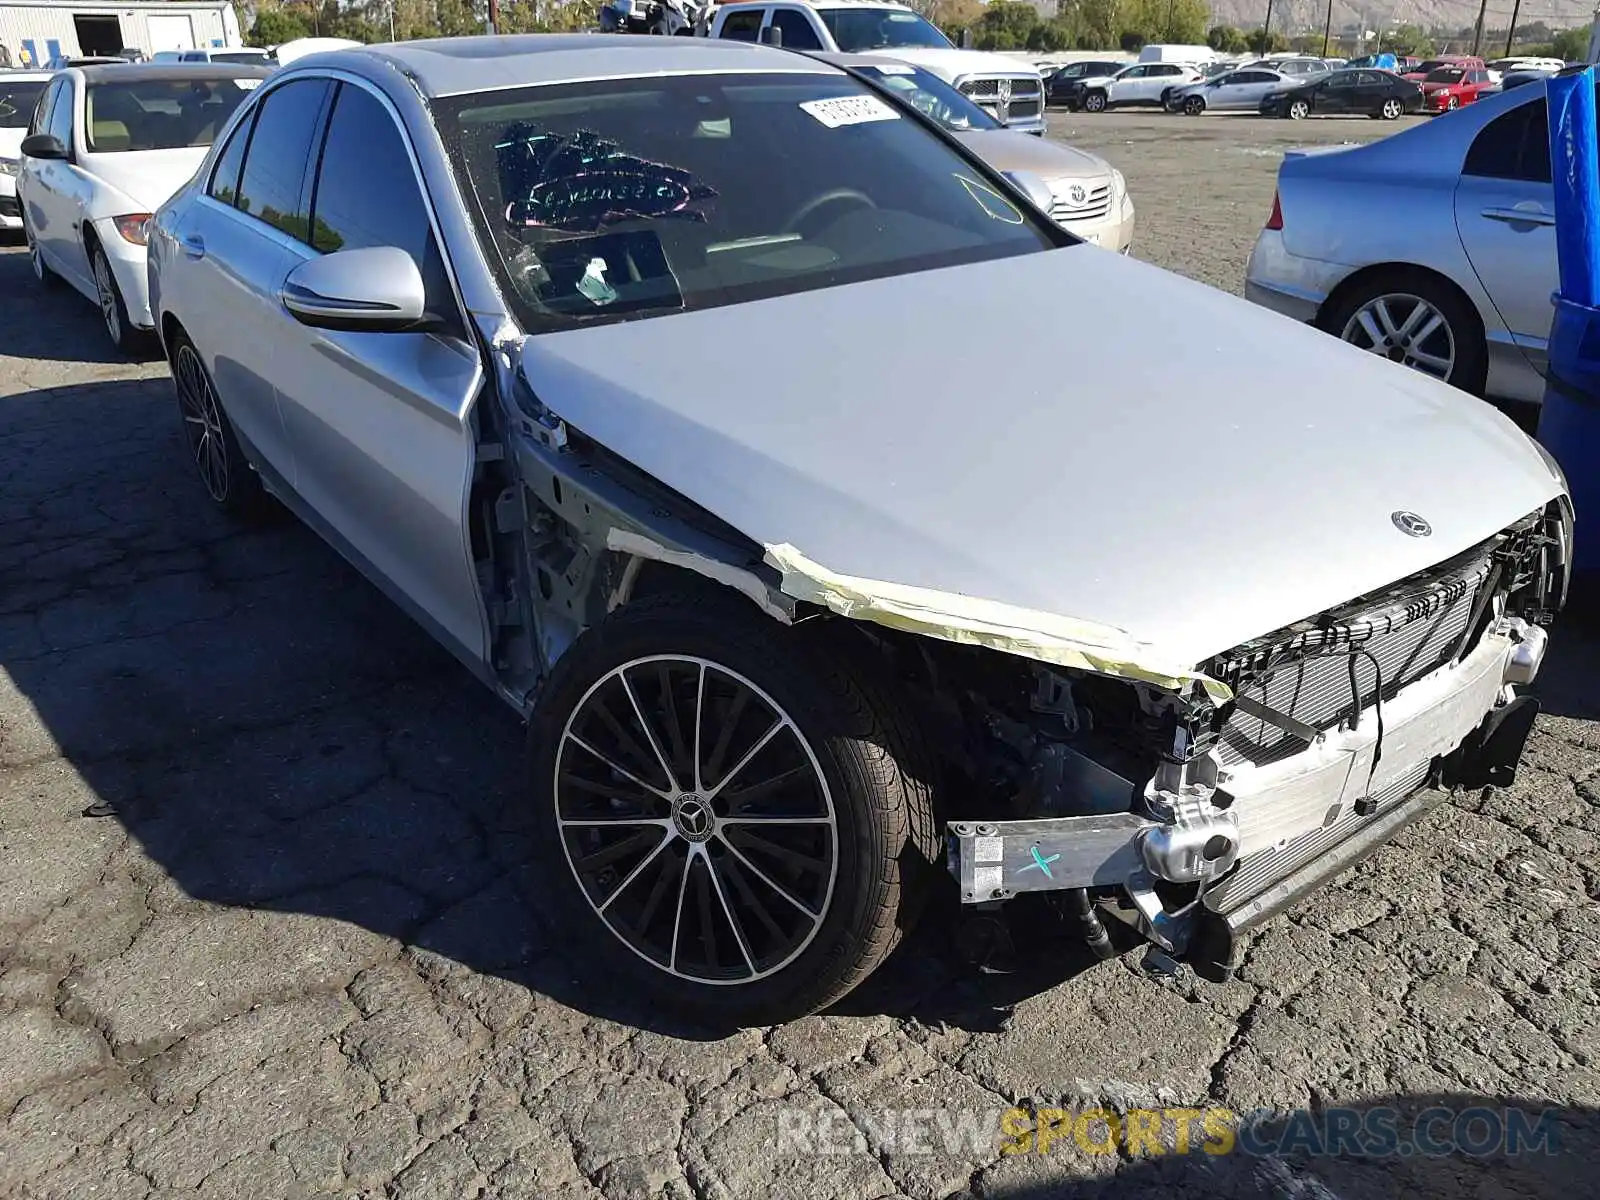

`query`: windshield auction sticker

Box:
[799,95,901,128]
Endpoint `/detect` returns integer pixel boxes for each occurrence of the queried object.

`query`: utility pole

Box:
[488,0,499,33]
[1260,0,1274,52]
[1470,0,1489,55]
[1321,0,1334,56]
[1165,0,1176,40]
[1503,0,1520,54]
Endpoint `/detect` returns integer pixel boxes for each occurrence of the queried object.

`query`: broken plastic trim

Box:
[762,543,1233,703]
[606,529,793,624]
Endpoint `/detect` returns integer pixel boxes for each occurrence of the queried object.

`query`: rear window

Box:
[437,72,1055,336]
[0,78,46,128]
[84,77,261,152]
[1425,68,1466,83]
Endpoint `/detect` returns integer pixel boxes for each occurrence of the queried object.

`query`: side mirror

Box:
[759,24,782,45]
[20,133,67,160]
[280,246,431,333]
[1002,169,1055,216]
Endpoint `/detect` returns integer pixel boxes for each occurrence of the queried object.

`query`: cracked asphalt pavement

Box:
[2,111,1598,1199]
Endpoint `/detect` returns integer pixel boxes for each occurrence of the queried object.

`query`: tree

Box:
[1075,0,1118,49]
[1382,24,1434,56]
[1119,30,1145,51]
[1246,26,1288,53]
[1551,26,1589,61]
[973,0,1041,50]
[251,5,312,43]
[1207,23,1248,52]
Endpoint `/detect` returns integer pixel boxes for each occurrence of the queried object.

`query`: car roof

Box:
[75,62,275,82]
[313,35,841,100]
[719,0,912,8]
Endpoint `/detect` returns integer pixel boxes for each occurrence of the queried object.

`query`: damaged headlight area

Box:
[937,501,1570,981]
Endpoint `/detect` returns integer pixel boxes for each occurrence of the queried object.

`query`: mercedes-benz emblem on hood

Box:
[1391,511,1432,537]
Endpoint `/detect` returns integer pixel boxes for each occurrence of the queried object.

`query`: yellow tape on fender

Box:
[762,543,1233,704]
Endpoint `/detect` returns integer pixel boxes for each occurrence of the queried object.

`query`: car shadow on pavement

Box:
[977,1094,1596,1200]
[0,241,161,369]
[4,371,1599,1046]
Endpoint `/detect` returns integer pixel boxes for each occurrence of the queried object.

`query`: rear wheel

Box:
[528,596,939,1026]
[1183,94,1206,116]
[1380,97,1403,119]
[1287,99,1310,119]
[1083,90,1108,113]
[1320,270,1487,395]
[169,329,267,515]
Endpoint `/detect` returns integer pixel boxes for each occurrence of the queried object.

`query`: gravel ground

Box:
[1,109,1597,1200]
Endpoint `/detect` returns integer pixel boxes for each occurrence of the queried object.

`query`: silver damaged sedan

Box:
[149,36,1572,1025]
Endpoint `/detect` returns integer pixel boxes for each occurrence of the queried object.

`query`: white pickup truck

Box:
[702,0,1047,133]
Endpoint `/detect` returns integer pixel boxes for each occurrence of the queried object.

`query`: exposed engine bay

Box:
[925,503,1571,979]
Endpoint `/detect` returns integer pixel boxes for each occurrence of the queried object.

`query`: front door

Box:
[1314,75,1355,114]
[268,79,486,665]
[1454,95,1557,375]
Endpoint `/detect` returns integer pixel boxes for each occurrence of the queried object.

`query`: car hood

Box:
[82,148,209,212]
[518,249,1562,669]
[865,47,1038,81]
[949,129,1107,181]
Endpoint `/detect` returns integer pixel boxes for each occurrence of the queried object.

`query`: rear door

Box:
[268,78,487,666]
[1352,70,1388,109]
[1453,94,1556,376]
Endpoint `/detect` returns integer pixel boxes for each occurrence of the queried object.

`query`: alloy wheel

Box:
[175,344,230,501]
[1085,92,1106,112]
[1339,292,1456,381]
[1184,95,1205,115]
[27,226,45,282]
[554,655,839,985]
[1288,100,1309,119]
[94,252,120,345]
[1382,98,1402,119]
[1446,95,1460,110]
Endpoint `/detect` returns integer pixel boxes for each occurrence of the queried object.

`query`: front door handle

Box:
[1482,205,1555,227]
[181,234,206,259]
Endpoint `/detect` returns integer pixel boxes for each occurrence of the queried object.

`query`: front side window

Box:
[1324,72,1356,89]
[768,9,823,49]
[859,64,998,130]
[46,81,74,147]
[83,77,261,152]
[817,8,951,52]
[26,79,59,136]
[233,78,331,237]
[207,109,253,203]
[0,78,47,129]
[719,10,763,40]
[438,72,1055,336]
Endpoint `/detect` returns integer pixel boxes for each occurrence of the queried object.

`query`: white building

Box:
[0,0,240,66]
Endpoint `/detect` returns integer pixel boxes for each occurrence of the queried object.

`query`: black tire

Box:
[1083,90,1108,113]
[90,242,143,356]
[1183,94,1206,116]
[24,214,60,289]
[167,327,268,516]
[1318,268,1488,396]
[527,593,940,1027]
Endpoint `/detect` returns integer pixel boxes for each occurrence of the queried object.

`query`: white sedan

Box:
[0,71,52,230]
[17,62,267,352]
